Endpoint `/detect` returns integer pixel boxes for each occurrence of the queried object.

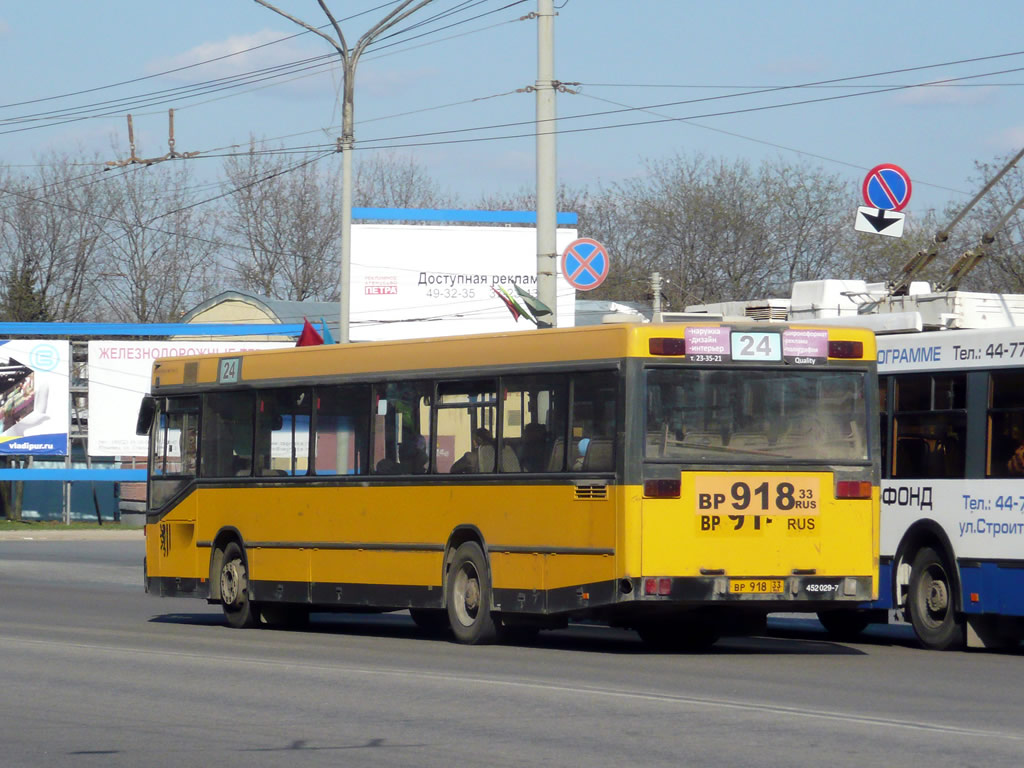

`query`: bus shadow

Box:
[148,610,869,655]
[149,611,229,626]
[766,617,922,651]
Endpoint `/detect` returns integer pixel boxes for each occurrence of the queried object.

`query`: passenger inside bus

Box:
[989,416,1024,476]
[398,436,428,474]
[518,422,550,472]
[450,427,521,473]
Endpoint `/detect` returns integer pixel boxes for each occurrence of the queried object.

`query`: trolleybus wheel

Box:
[817,610,871,640]
[409,608,450,636]
[908,546,965,651]
[220,541,258,629]
[446,542,498,645]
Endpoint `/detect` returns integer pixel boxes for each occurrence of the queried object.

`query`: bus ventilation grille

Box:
[574,484,607,500]
[746,305,790,321]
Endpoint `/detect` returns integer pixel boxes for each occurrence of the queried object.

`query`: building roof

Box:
[181,290,340,337]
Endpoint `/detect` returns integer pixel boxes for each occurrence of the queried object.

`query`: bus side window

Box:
[569,371,618,472]
[201,392,256,478]
[256,388,311,477]
[892,373,967,480]
[987,371,1024,477]
[372,381,432,475]
[501,374,568,473]
[435,380,493,474]
[314,384,370,476]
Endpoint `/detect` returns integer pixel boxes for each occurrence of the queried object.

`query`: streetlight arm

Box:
[358,0,437,55]
[252,0,348,58]
[315,0,351,58]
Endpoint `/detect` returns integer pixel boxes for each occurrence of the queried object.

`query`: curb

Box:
[0,528,144,541]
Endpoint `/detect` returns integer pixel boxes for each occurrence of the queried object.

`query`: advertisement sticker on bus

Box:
[782,329,828,365]
[684,326,731,362]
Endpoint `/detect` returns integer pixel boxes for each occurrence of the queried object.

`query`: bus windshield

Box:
[646,368,869,463]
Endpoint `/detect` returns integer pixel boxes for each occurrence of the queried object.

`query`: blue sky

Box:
[2,1,1023,221]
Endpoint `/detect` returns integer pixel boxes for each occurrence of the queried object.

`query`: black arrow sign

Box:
[862,207,900,233]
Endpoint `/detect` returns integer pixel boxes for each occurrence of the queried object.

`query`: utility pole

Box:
[252,0,436,343]
[535,0,558,328]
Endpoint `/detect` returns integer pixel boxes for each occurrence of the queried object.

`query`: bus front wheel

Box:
[220,541,258,629]
[446,542,498,645]
[908,546,965,650]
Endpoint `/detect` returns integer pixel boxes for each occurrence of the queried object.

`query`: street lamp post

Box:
[252,0,436,343]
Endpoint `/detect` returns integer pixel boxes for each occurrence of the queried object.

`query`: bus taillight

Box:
[644,478,681,498]
[828,340,863,358]
[644,577,672,596]
[835,480,872,499]
[649,338,687,356]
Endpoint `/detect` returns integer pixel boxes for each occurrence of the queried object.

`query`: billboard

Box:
[0,340,70,456]
[351,224,578,341]
[87,340,290,457]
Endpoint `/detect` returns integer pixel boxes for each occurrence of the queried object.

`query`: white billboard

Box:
[0,339,70,456]
[87,340,290,457]
[351,224,578,341]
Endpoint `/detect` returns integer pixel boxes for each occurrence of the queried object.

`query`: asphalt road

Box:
[1,536,1023,768]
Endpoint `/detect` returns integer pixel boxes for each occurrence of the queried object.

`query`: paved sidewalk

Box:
[0,528,143,541]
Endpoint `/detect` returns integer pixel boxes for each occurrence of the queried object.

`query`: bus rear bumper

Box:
[145,574,210,599]
[624,575,874,604]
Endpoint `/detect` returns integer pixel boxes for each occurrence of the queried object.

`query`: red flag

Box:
[492,286,521,322]
[296,317,324,347]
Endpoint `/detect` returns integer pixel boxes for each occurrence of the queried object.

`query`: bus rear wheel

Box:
[908,546,965,650]
[446,542,498,645]
[220,541,258,629]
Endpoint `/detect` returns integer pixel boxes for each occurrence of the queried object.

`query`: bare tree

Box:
[96,162,222,321]
[947,153,1024,292]
[355,151,457,209]
[221,143,341,301]
[0,152,107,321]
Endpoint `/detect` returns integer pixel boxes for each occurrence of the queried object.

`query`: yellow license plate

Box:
[695,475,819,516]
[729,579,784,594]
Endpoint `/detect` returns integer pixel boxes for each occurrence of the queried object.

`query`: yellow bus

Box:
[140,321,879,648]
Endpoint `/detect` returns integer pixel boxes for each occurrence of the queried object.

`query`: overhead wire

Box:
[0,0,525,135]
[0,1,402,111]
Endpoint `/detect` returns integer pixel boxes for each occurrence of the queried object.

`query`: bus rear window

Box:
[645,368,868,463]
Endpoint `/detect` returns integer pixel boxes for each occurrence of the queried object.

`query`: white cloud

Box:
[891,84,997,107]
[0,19,10,38]
[992,124,1024,151]
[146,29,322,82]
[145,30,437,105]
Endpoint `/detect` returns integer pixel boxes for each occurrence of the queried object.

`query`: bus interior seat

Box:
[547,439,565,472]
[581,438,613,471]
[476,444,521,473]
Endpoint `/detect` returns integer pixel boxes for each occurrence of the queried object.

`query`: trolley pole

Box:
[535,0,558,328]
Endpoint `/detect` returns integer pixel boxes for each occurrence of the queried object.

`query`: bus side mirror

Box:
[136,396,157,436]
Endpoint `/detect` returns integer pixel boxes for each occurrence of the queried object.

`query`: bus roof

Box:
[150,321,876,391]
